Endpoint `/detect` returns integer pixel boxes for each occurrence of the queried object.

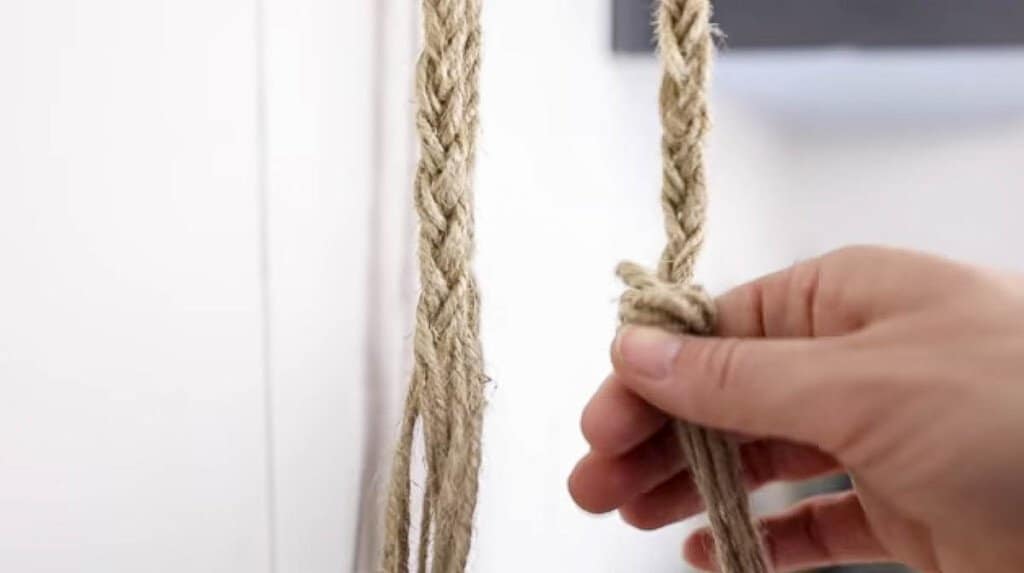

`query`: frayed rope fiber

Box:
[617,1,771,571]
[381,0,486,572]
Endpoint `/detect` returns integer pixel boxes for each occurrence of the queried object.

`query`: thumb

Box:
[612,325,864,452]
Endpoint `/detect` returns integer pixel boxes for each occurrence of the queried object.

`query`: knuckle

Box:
[739,441,778,488]
[788,259,825,336]
[762,526,780,568]
[619,505,663,531]
[803,249,869,333]
[952,261,1000,295]
[646,426,685,475]
[800,501,832,559]
[707,338,746,393]
[827,244,885,262]
[579,405,601,448]
[674,338,747,421]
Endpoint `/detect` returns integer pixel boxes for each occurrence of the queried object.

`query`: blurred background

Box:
[1,0,1022,571]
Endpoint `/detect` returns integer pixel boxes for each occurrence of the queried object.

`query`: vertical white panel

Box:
[0,1,271,572]
[350,1,419,570]
[261,0,416,571]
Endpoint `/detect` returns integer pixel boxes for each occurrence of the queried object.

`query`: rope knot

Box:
[617,261,715,335]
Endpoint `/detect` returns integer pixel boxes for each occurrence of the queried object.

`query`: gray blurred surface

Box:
[613,0,1024,52]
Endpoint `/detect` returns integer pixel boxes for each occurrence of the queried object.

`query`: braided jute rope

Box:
[381,0,486,571]
[617,1,770,571]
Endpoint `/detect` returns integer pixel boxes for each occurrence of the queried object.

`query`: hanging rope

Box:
[381,0,486,571]
[617,1,769,571]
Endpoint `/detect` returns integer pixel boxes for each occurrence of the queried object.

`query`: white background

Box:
[1,1,1023,572]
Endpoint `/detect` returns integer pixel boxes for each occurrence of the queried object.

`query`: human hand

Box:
[568,246,1024,572]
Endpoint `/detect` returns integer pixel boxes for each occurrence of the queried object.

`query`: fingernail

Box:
[616,326,682,380]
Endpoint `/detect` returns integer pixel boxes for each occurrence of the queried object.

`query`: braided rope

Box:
[382,1,486,571]
[617,1,770,571]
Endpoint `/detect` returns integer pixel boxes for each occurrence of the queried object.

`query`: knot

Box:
[617,261,715,335]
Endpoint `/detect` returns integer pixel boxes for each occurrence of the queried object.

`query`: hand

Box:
[568,246,1024,572]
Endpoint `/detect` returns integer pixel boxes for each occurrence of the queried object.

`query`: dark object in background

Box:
[612,0,1024,52]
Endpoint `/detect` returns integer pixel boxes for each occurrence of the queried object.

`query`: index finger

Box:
[714,245,976,340]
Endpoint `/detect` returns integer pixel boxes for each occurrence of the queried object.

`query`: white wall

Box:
[716,49,1024,271]
[260,0,375,570]
[780,116,1024,268]
[2,2,1023,573]
[0,1,271,571]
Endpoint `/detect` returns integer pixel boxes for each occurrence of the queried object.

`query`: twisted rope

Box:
[382,1,486,571]
[617,1,769,571]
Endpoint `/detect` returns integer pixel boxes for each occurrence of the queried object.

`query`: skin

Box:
[567,246,1024,572]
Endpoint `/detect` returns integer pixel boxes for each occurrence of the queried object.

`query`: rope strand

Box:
[618,1,770,571]
[382,1,486,571]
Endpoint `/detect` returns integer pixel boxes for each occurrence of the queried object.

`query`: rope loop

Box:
[617,261,715,335]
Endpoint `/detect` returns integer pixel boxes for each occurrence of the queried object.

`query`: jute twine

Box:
[381,0,766,570]
[381,0,486,571]
[617,1,770,571]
